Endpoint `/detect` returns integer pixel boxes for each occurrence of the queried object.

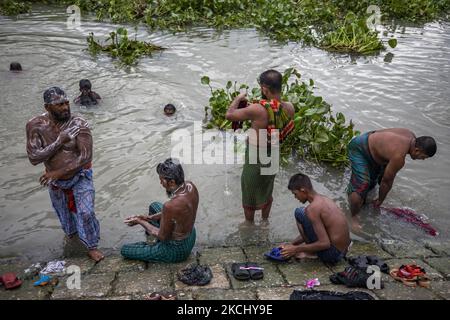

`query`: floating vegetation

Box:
[202,68,360,166]
[0,0,30,16]
[86,27,164,65]
[13,0,449,55]
[320,13,385,55]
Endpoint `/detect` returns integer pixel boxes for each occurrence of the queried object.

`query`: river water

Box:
[0,6,449,261]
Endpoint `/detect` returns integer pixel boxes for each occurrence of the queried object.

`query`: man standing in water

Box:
[226,70,295,223]
[26,87,103,262]
[347,128,437,231]
[121,158,198,263]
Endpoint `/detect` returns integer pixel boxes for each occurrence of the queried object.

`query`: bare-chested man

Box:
[26,87,103,262]
[226,69,295,223]
[121,158,199,263]
[281,173,351,265]
[347,128,437,231]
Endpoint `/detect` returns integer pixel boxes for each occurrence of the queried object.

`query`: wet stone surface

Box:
[0,241,448,300]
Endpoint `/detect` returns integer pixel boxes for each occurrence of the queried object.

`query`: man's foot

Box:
[295,252,318,260]
[88,249,105,262]
[351,215,363,234]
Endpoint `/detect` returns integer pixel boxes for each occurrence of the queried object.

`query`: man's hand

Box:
[372,199,382,208]
[280,244,299,259]
[124,216,144,226]
[235,92,247,102]
[58,126,80,144]
[39,170,64,186]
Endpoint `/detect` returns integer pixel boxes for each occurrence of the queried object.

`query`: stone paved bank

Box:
[1,240,449,300]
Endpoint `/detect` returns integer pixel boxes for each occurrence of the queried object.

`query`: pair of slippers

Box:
[390,264,430,288]
[264,247,290,262]
[231,263,264,281]
[0,273,22,290]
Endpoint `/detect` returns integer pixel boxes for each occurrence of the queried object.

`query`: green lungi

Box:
[241,143,276,210]
[121,201,196,263]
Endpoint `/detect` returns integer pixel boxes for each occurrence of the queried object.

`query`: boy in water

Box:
[164,104,176,116]
[74,79,101,106]
[10,62,22,72]
[281,173,351,265]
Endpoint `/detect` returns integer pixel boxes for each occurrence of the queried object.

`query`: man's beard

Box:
[166,189,173,198]
[52,110,71,122]
[261,92,268,99]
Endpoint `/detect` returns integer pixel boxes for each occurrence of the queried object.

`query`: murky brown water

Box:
[1,6,449,261]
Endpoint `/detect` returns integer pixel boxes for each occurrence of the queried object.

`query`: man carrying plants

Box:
[226,70,295,223]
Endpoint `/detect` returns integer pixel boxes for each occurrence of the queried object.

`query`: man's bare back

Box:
[368,128,415,165]
[160,181,199,241]
[307,195,350,253]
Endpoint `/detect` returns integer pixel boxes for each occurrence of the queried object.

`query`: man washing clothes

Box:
[281,173,351,265]
[26,87,103,262]
[347,128,437,232]
[121,158,199,263]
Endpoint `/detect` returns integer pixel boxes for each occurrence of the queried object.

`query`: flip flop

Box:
[264,247,290,262]
[231,263,250,281]
[417,274,431,288]
[33,274,52,287]
[389,268,418,287]
[246,263,264,280]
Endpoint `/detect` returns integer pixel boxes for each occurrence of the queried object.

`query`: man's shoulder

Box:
[70,115,90,128]
[26,114,49,128]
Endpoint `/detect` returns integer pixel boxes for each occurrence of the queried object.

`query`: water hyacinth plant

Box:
[202,68,360,166]
[86,27,164,65]
[0,0,30,16]
[320,13,385,55]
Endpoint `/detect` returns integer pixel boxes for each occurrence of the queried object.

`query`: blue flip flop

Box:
[264,247,289,262]
[33,274,52,287]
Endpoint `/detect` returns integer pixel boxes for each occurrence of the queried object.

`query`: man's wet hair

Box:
[164,104,176,114]
[79,79,92,90]
[157,158,185,185]
[415,136,437,157]
[10,62,22,71]
[258,69,282,93]
[288,173,313,191]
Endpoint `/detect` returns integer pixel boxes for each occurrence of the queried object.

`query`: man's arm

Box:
[226,93,257,122]
[39,123,90,184]
[26,120,75,165]
[375,156,405,206]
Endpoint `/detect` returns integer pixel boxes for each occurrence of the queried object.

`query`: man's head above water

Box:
[258,69,282,100]
[164,103,176,116]
[10,62,22,72]
[157,158,185,197]
[43,86,71,122]
[79,79,92,95]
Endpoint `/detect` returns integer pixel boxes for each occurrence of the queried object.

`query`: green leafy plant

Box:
[86,27,165,65]
[29,0,449,55]
[320,12,385,55]
[202,68,360,166]
[0,0,30,16]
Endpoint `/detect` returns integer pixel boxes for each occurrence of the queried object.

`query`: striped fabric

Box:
[48,168,100,249]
